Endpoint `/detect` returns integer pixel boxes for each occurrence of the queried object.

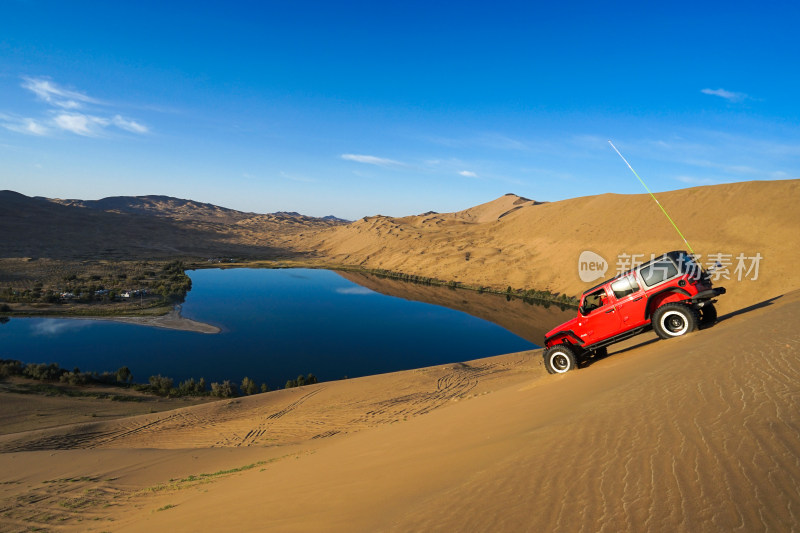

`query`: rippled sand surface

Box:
[1,292,798,532]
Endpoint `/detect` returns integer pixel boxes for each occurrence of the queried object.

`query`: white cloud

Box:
[2,76,150,138]
[112,115,148,134]
[458,170,478,178]
[701,88,748,103]
[22,77,101,109]
[335,286,375,295]
[53,113,109,136]
[341,154,403,167]
[0,115,49,136]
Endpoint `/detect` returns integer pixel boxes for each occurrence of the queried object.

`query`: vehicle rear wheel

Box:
[653,303,698,339]
[699,303,717,326]
[543,344,577,374]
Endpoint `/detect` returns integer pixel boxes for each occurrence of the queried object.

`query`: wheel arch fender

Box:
[544,329,584,348]
[645,287,691,319]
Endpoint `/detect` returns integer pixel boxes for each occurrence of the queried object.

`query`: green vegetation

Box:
[0,259,194,314]
[240,376,257,395]
[154,261,192,301]
[353,267,579,309]
[176,461,268,482]
[210,380,237,398]
[0,359,136,388]
[285,373,318,389]
[156,504,177,512]
[146,459,273,495]
[1,358,318,400]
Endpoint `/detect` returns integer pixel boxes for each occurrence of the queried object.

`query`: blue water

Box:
[0,269,536,389]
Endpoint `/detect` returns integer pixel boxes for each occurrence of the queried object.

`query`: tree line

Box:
[361,267,578,308]
[0,359,319,399]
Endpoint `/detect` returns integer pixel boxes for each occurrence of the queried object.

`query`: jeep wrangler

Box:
[543,251,725,374]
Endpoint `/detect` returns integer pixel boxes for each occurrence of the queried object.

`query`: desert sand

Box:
[79,306,221,334]
[1,289,798,531]
[1,180,800,531]
[300,180,800,314]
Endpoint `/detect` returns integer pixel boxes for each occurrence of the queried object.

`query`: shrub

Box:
[149,374,174,396]
[95,371,117,384]
[23,363,65,381]
[210,380,237,398]
[240,377,257,396]
[0,359,23,378]
[177,377,207,396]
[59,371,90,385]
[115,366,133,384]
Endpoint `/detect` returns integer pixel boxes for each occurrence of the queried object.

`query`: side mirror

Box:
[579,304,587,316]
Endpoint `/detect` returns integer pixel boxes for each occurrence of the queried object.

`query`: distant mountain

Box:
[322,215,351,224]
[50,195,252,224]
[0,191,348,260]
[46,195,349,226]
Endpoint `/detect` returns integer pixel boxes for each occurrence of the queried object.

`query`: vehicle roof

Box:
[581,250,687,297]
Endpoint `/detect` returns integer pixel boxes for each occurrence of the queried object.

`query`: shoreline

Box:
[4,306,221,334]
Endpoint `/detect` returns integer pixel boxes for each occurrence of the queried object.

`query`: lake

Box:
[0,268,569,389]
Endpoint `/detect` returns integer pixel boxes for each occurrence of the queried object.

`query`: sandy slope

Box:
[300,180,800,315]
[1,290,798,532]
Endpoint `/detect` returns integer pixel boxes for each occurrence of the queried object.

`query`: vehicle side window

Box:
[581,288,607,314]
[639,259,678,287]
[611,276,640,298]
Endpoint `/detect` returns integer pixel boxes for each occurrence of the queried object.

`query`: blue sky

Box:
[1,1,798,219]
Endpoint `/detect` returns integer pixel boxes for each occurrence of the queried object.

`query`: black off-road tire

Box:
[699,303,717,326]
[652,303,699,339]
[543,344,578,374]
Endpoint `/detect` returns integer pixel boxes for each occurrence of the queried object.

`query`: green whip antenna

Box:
[608,140,695,255]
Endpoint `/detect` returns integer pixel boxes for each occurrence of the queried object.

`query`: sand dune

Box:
[1,290,798,531]
[300,180,800,315]
[2,180,799,531]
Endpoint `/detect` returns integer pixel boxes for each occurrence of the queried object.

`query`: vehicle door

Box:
[610,274,648,329]
[576,286,621,345]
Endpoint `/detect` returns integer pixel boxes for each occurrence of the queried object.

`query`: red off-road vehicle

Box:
[543,251,725,373]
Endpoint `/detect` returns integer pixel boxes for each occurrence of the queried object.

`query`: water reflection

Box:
[337,271,574,345]
[30,319,92,337]
[0,269,563,388]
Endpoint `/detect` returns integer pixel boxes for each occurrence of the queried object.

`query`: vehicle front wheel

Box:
[653,303,698,339]
[543,344,578,374]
